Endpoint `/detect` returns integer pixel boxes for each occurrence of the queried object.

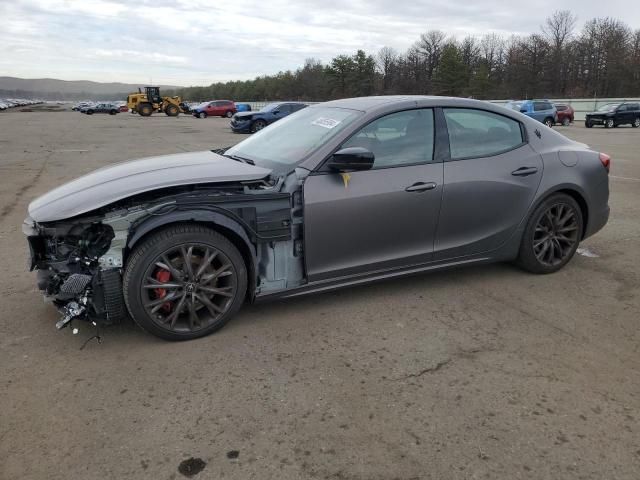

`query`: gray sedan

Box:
[24,96,610,340]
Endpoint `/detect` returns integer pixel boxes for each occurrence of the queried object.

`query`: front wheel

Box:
[585,120,593,128]
[165,104,179,117]
[251,119,267,132]
[516,193,583,274]
[605,119,614,128]
[123,224,247,341]
[86,110,94,115]
[198,112,207,119]
[109,110,118,115]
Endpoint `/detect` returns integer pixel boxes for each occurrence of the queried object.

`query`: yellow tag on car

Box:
[340,172,351,188]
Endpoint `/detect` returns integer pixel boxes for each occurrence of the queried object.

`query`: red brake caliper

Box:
[154,269,173,312]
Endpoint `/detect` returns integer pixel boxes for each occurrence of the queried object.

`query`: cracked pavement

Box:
[1,108,639,479]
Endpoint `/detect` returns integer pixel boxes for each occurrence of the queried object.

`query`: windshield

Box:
[226,106,362,173]
[597,103,619,112]
[196,102,211,108]
[260,103,280,112]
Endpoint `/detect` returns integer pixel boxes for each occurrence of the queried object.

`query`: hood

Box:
[29,151,271,222]
[234,111,255,119]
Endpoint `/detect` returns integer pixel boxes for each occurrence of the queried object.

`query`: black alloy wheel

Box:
[517,193,583,274]
[251,119,267,132]
[124,225,247,340]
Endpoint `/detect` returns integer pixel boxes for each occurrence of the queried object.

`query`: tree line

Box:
[173,11,640,102]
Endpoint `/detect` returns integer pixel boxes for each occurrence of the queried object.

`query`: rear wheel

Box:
[585,120,593,128]
[165,104,179,117]
[225,110,233,118]
[562,117,571,126]
[633,117,640,128]
[251,119,267,132]
[516,193,583,274]
[543,117,554,128]
[109,109,118,115]
[138,103,153,117]
[86,110,94,115]
[123,224,247,341]
[198,112,207,119]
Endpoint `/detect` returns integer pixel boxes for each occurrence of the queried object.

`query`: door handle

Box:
[405,182,437,192]
[511,166,538,177]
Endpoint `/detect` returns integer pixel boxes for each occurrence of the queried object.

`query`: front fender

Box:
[126,211,258,297]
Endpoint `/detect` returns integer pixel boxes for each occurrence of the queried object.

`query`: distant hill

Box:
[0,77,183,100]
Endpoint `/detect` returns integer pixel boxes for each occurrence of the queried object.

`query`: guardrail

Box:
[231,98,640,121]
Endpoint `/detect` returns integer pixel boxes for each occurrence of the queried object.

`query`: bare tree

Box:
[416,30,447,86]
[377,46,398,93]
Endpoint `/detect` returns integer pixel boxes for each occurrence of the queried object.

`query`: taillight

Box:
[599,152,611,173]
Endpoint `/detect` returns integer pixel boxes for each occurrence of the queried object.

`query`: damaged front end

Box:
[23,211,135,331]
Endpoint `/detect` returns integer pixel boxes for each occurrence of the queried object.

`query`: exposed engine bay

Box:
[23,171,307,334]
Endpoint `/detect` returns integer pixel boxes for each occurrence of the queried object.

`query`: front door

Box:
[435,107,543,260]
[303,108,443,282]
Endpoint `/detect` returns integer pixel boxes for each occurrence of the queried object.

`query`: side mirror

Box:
[272,110,280,114]
[327,147,374,172]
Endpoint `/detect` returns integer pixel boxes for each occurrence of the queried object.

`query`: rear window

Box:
[444,108,524,160]
[556,105,567,111]
[533,102,552,111]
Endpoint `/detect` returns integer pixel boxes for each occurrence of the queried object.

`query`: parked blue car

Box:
[235,103,252,112]
[505,100,557,127]
[230,102,307,133]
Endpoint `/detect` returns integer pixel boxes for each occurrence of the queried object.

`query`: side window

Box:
[277,104,291,114]
[443,108,524,160]
[341,109,434,169]
[533,102,547,111]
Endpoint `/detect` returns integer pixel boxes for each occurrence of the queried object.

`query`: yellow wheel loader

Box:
[126,86,185,117]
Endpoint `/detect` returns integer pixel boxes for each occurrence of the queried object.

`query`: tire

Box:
[165,104,179,117]
[633,117,640,128]
[198,112,207,119]
[585,120,592,128]
[605,118,614,128]
[86,110,94,115]
[251,119,267,133]
[562,117,571,126]
[109,110,117,115]
[516,193,583,274]
[123,224,247,341]
[225,110,233,118]
[138,103,153,117]
[543,117,554,128]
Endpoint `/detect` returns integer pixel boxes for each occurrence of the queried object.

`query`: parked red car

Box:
[119,105,129,113]
[555,104,574,126]
[192,100,236,119]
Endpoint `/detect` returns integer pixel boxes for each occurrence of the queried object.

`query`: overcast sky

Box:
[1,0,638,86]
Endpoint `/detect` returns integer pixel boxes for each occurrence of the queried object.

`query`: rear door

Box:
[435,107,543,260]
[532,102,547,122]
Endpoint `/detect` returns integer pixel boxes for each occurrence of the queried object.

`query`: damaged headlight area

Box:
[24,215,128,330]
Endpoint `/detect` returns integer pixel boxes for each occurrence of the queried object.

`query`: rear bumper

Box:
[584,204,609,240]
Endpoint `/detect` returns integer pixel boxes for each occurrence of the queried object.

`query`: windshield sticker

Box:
[311,117,341,129]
